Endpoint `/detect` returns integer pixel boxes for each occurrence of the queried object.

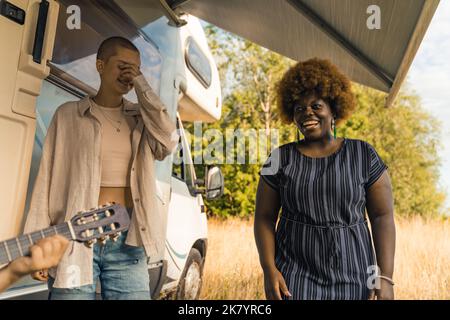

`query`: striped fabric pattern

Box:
[259,138,388,299]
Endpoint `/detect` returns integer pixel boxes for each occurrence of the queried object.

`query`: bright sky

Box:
[408,0,450,213]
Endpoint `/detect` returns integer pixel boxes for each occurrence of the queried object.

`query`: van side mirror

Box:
[205,166,224,200]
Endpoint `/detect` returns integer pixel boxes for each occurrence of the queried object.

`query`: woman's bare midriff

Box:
[98,187,133,208]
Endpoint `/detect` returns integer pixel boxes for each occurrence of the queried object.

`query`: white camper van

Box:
[0,0,223,299]
[1,0,438,301]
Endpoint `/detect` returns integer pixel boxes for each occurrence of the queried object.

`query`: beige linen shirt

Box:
[23,75,179,288]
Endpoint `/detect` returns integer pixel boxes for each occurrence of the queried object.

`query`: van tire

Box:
[176,248,203,300]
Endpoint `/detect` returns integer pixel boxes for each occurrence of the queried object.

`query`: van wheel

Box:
[176,248,203,300]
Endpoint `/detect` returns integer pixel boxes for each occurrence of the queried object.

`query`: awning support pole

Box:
[159,0,188,27]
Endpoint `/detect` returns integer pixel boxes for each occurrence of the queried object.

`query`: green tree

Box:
[185,26,296,218]
[185,25,446,218]
[345,85,446,217]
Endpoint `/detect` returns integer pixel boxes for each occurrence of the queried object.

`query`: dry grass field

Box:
[199,216,449,300]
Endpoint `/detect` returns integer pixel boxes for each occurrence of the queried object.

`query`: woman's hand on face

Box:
[118,63,142,83]
[263,267,291,300]
[368,280,395,300]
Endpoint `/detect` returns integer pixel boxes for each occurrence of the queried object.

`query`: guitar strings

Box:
[1,224,73,260]
[2,221,121,260]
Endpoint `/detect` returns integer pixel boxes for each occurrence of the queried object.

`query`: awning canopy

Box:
[118,0,440,106]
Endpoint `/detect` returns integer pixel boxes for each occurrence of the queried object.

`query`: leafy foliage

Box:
[184,25,447,218]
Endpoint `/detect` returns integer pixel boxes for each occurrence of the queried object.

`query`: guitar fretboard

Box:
[0,223,72,265]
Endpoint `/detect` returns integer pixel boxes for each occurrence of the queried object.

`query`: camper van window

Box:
[173,146,196,189]
[185,37,212,88]
[172,119,196,189]
[172,134,184,180]
[49,0,163,102]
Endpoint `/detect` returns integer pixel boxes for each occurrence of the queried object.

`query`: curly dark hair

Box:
[276,58,356,125]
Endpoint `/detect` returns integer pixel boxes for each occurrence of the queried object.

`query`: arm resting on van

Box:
[133,75,179,161]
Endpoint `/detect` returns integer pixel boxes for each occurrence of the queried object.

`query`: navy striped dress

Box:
[259,138,388,300]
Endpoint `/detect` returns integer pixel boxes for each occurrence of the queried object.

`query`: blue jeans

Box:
[48,220,151,300]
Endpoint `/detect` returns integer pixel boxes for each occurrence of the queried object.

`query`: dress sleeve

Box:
[258,147,283,191]
[366,142,388,188]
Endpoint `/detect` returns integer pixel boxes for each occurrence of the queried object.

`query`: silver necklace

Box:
[93,98,123,132]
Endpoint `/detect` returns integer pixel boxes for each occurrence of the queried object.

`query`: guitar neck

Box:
[0,223,73,265]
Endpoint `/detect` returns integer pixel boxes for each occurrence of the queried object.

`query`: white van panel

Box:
[178,15,222,123]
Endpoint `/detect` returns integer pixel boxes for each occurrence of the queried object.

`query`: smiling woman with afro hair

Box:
[277,58,356,125]
[254,58,396,301]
